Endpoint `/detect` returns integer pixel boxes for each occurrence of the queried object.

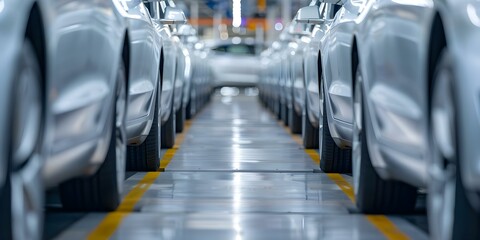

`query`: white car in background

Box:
[208,39,261,88]
[351,0,480,238]
[0,0,129,238]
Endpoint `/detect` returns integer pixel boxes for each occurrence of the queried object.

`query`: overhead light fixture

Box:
[232,0,242,28]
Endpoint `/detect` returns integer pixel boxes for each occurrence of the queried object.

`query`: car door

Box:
[47,0,124,153]
[126,0,161,122]
[324,0,364,126]
[360,0,434,157]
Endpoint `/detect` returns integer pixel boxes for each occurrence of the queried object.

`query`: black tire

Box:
[0,171,11,240]
[320,99,351,173]
[353,67,417,214]
[282,103,289,126]
[289,106,302,134]
[175,102,185,133]
[161,104,176,148]
[302,108,319,149]
[451,165,480,240]
[127,90,160,171]
[276,100,282,120]
[186,99,193,120]
[60,62,127,211]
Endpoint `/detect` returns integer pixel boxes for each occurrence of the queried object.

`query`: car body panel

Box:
[321,2,361,147]
[292,35,312,115]
[304,3,337,129]
[43,0,125,187]
[124,0,162,145]
[355,0,434,187]
[173,35,184,111]
[0,0,125,188]
[146,1,177,123]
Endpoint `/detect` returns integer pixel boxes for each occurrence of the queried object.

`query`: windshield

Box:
[212,44,256,55]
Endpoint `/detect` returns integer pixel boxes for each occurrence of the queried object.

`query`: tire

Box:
[276,100,282,120]
[302,108,319,149]
[320,97,352,173]
[161,103,176,148]
[352,65,416,214]
[0,40,44,240]
[175,102,185,133]
[281,103,289,126]
[289,105,302,134]
[428,50,480,240]
[127,88,160,171]
[186,99,193,120]
[60,61,127,211]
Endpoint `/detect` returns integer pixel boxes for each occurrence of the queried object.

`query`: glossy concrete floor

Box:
[48,94,428,239]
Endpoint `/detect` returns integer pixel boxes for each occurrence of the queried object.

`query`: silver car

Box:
[175,24,196,121]
[297,3,343,152]
[208,39,261,88]
[278,30,295,125]
[164,0,187,134]
[288,20,315,135]
[145,0,186,148]
[298,0,361,172]
[190,40,213,116]
[350,0,480,238]
[122,0,163,171]
[0,0,128,238]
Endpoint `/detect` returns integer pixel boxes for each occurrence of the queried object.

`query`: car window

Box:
[212,44,256,55]
[333,4,342,16]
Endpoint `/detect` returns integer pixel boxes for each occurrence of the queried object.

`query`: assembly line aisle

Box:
[54,95,428,239]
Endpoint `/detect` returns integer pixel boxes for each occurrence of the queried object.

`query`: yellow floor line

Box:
[87,120,193,240]
[280,117,411,240]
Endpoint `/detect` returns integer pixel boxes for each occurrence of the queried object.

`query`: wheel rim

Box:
[319,76,324,153]
[352,68,363,196]
[115,67,127,195]
[11,41,43,240]
[429,63,456,240]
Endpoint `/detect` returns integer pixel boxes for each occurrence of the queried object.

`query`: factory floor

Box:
[46,94,428,239]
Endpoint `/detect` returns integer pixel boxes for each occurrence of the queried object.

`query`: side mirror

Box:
[295,6,326,25]
[288,20,311,36]
[160,6,187,25]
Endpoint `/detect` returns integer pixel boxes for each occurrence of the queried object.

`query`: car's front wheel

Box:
[428,50,480,240]
[352,64,416,214]
[320,78,351,173]
[127,83,161,171]
[176,101,185,133]
[161,101,176,148]
[302,106,319,149]
[0,39,45,240]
